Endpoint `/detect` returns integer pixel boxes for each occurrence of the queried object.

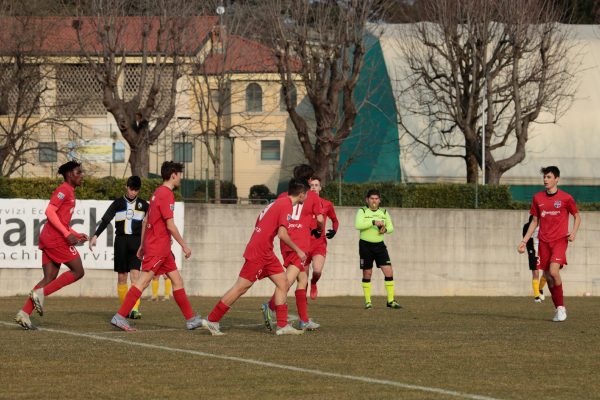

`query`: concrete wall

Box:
[2,204,599,297]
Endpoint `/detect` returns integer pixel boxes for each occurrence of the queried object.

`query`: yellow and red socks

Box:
[540,276,547,292]
[532,279,541,298]
[361,279,372,304]
[173,288,194,320]
[208,301,230,323]
[384,277,395,303]
[295,289,309,322]
[118,286,142,317]
[550,284,564,307]
[275,304,289,328]
[164,279,172,299]
[43,271,76,297]
[151,279,159,299]
[117,283,128,304]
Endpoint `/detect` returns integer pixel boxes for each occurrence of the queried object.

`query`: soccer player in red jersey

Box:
[15,161,89,330]
[519,166,581,322]
[261,164,324,331]
[110,161,202,332]
[202,178,308,336]
[306,176,339,300]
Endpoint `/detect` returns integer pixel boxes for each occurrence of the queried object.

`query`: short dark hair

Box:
[58,161,81,179]
[161,161,184,181]
[293,164,314,182]
[366,189,381,198]
[288,178,308,196]
[540,166,560,178]
[310,176,321,183]
[126,175,142,190]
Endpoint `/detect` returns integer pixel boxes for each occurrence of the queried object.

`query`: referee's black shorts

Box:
[114,235,142,273]
[359,239,391,269]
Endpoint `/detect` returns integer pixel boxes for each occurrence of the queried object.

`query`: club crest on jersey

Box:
[287,214,292,222]
[57,192,65,200]
[170,204,174,211]
[554,200,562,208]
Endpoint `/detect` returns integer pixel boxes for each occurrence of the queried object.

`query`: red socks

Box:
[551,284,564,307]
[118,286,142,317]
[311,272,321,285]
[208,301,230,323]
[275,304,288,328]
[268,295,276,311]
[295,289,309,322]
[173,288,195,320]
[21,284,42,315]
[43,272,76,297]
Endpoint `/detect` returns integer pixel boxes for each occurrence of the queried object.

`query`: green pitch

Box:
[1,296,599,400]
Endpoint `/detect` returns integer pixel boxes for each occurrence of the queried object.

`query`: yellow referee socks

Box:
[361,280,372,304]
[384,279,395,303]
[151,279,159,299]
[117,283,128,305]
[532,279,540,298]
[164,278,172,299]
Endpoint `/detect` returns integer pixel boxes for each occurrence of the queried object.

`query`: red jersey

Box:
[243,196,293,262]
[144,185,175,257]
[39,182,76,248]
[310,197,339,245]
[278,190,322,252]
[530,189,578,242]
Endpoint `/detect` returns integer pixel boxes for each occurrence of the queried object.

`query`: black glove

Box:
[326,229,336,239]
[311,229,322,239]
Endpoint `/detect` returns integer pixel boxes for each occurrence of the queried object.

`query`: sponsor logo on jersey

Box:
[541,210,560,217]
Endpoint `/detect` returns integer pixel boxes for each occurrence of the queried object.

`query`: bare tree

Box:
[73,0,213,176]
[187,1,261,203]
[260,0,390,184]
[395,0,579,184]
[0,2,81,176]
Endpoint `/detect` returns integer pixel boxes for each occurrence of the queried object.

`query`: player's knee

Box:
[73,269,85,280]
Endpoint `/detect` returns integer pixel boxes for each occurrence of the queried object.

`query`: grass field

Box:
[1,295,599,400]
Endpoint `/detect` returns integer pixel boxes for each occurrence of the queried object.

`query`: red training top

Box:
[529,189,578,242]
[310,197,339,245]
[278,190,322,252]
[243,196,293,262]
[144,185,175,257]
[39,182,76,248]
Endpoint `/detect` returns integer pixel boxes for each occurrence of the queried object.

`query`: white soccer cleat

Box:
[275,324,304,336]
[552,306,567,322]
[534,297,542,303]
[202,319,225,336]
[111,313,137,331]
[15,310,37,330]
[299,319,320,331]
[30,288,45,317]
[186,315,203,330]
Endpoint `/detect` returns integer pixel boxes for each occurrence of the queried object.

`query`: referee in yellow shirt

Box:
[355,189,401,309]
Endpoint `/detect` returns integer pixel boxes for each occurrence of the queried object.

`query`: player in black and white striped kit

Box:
[89,176,148,318]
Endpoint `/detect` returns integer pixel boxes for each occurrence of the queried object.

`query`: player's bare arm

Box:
[166,218,192,259]
[518,216,538,253]
[137,216,148,260]
[569,213,581,242]
[278,226,306,263]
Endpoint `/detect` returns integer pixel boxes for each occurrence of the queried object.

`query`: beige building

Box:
[0,16,310,198]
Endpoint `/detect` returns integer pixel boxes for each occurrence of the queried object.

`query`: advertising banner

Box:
[0,199,184,269]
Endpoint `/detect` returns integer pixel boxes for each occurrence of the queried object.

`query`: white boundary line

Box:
[1,321,503,400]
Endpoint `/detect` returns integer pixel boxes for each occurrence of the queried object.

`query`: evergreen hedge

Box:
[0,177,179,200]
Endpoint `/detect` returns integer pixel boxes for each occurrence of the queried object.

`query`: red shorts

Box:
[41,243,80,265]
[537,238,568,270]
[306,240,327,265]
[282,248,306,272]
[142,253,177,276]
[239,254,285,282]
